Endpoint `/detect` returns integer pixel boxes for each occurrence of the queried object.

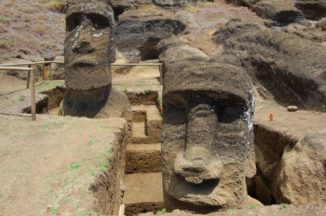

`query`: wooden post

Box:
[30,69,36,121]
[26,64,31,88]
[159,64,163,84]
[49,63,53,80]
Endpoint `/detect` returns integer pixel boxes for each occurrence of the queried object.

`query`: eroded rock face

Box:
[273,132,326,204]
[161,44,255,212]
[295,0,326,20]
[213,19,326,109]
[116,10,186,61]
[228,0,304,24]
[63,0,131,118]
[153,0,186,7]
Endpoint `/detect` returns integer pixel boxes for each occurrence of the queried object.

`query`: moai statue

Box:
[63,0,131,119]
[162,59,256,212]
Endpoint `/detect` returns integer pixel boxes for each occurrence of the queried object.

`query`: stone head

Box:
[65,0,115,90]
[162,61,255,211]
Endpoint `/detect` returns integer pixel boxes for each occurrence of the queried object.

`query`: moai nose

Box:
[174,147,223,184]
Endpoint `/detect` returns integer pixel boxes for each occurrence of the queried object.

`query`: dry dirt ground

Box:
[0,114,126,216]
[141,204,326,216]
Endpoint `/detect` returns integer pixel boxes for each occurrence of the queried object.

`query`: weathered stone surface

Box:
[287,105,298,112]
[284,23,326,42]
[116,10,186,61]
[213,19,326,109]
[161,41,256,211]
[153,0,186,7]
[295,0,326,20]
[228,0,304,24]
[158,37,209,80]
[273,132,326,204]
[252,0,304,24]
[63,0,131,120]
[64,0,115,90]
[51,56,65,80]
[317,18,326,31]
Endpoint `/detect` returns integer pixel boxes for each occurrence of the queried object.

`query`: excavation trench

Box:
[26,83,298,214]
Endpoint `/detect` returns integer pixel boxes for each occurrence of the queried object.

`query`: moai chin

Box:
[162,60,256,212]
[63,0,130,118]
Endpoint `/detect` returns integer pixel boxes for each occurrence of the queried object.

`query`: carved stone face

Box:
[64,2,114,90]
[163,86,254,211]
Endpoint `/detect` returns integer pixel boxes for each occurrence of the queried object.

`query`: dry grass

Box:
[45,0,66,13]
[0,0,65,62]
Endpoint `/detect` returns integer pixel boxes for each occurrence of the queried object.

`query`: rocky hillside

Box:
[0,0,65,62]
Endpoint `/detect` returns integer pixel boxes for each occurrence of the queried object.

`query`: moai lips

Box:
[65,0,115,90]
[162,60,255,212]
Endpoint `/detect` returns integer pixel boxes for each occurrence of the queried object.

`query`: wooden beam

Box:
[30,69,36,121]
[0,67,33,71]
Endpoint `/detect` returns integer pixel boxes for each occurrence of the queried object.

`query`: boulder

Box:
[152,0,186,7]
[228,0,304,24]
[116,10,186,61]
[213,19,326,109]
[295,0,326,20]
[252,0,304,24]
[273,132,326,204]
[317,18,326,31]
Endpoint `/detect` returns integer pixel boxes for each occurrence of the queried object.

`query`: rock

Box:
[3,57,43,80]
[63,0,131,122]
[252,0,304,24]
[152,0,186,7]
[295,0,326,20]
[212,19,263,44]
[317,18,326,31]
[161,41,256,211]
[213,19,326,109]
[273,132,326,204]
[116,9,186,61]
[51,56,64,80]
[287,105,298,112]
[284,23,326,42]
[228,0,304,24]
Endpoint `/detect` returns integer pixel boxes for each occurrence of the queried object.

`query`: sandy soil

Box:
[0,114,126,216]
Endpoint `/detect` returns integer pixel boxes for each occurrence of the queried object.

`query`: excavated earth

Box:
[1,0,326,216]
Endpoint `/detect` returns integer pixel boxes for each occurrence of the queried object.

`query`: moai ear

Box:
[245,143,256,178]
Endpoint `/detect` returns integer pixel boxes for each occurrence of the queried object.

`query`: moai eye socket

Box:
[87,14,110,30]
[66,13,83,31]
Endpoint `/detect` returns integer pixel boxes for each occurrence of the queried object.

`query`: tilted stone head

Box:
[65,0,115,90]
[162,60,255,211]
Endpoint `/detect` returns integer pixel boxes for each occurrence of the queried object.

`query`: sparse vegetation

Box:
[320,105,326,112]
[156,208,166,215]
[280,203,289,209]
[0,15,9,23]
[0,39,14,49]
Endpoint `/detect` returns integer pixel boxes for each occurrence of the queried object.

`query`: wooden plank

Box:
[0,67,32,71]
[0,61,64,66]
